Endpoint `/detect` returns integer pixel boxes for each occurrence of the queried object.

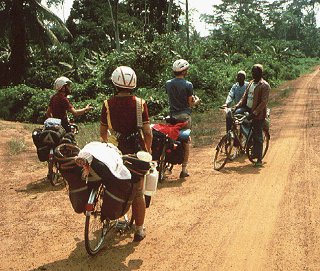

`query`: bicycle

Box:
[213,107,270,171]
[45,122,79,186]
[83,183,134,255]
[75,152,150,256]
[151,116,191,182]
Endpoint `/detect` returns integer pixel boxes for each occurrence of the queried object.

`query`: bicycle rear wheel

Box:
[84,186,116,256]
[213,134,233,171]
[246,129,270,163]
[158,146,172,182]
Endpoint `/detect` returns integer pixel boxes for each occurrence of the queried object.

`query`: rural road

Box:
[1,67,320,271]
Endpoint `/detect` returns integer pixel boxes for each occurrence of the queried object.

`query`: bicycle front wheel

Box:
[84,186,116,256]
[213,134,233,171]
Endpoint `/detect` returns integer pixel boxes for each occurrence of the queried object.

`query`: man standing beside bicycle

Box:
[222,70,249,132]
[234,64,270,167]
[100,66,152,242]
[166,59,200,178]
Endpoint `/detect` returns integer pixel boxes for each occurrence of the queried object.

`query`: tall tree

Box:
[0,0,71,85]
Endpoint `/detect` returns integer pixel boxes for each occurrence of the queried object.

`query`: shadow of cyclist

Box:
[16,177,65,195]
[32,233,144,271]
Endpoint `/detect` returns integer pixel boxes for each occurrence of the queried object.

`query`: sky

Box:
[48,0,319,37]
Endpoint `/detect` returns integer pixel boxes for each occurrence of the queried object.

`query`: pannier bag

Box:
[32,124,66,162]
[36,145,50,162]
[90,157,140,220]
[39,125,66,147]
[54,143,91,213]
[165,141,184,165]
[151,129,167,161]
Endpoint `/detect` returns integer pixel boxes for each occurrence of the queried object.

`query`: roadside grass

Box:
[76,122,100,148]
[7,138,26,155]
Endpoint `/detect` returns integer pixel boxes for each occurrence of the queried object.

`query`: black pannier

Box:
[36,145,50,162]
[151,129,167,161]
[39,126,66,147]
[62,167,90,214]
[32,125,67,161]
[90,157,140,220]
[165,141,184,165]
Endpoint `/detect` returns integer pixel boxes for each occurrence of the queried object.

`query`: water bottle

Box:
[143,162,158,196]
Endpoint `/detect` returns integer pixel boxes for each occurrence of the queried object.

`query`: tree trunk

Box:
[186,0,190,50]
[9,0,27,85]
[167,0,173,33]
[108,0,120,53]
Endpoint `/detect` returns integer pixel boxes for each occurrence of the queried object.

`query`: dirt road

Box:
[1,68,320,271]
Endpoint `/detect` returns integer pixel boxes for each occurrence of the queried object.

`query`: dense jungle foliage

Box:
[0,0,320,123]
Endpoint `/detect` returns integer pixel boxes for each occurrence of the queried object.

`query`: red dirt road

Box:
[1,68,320,271]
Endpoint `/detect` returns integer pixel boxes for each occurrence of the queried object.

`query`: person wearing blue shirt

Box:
[223,70,248,131]
[166,59,200,178]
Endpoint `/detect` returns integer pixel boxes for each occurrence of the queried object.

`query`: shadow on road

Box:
[32,232,144,271]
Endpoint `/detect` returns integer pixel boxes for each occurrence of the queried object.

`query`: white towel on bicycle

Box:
[78,141,131,180]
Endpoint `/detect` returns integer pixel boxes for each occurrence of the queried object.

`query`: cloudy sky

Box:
[49,0,319,37]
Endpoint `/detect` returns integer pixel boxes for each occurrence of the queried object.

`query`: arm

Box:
[100,123,109,142]
[46,106,53,118]
[225,85,236,107]
[142,123,153,153]
[68,104,92,117]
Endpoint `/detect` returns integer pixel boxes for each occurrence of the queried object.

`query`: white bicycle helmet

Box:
[111,66,137,89]
[54,76,72,91]
[172,59,189,72]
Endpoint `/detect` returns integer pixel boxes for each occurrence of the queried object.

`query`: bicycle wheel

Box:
[213,134,233,171]
[84,186,116,256]
[158,147,172,182]
[47,162,65,186]
[246,129,270,163]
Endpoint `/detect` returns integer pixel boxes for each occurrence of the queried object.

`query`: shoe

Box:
[179,171,190,178]
[253,161,263,167]
[133,230,146,242]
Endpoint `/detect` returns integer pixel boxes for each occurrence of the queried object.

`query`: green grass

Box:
[76,122,100,148]
[7,138,26,155]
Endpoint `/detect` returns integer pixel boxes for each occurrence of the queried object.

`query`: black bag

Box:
[151,129,167,161]
[165,141,184,165]
[39,125,66,147]
[32,128,43,148]
[61,167,90,214]
[36,145,50,162]
[117,131,142,155]
[90,157,140,220]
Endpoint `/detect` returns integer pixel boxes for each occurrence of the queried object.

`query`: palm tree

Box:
[0,0,72,85]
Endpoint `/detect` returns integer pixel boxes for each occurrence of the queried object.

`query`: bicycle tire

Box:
[213,134,233,171]
[48,162,65,186]
[157,146,172,182]
[246,129,270,163]
[84,186,116,256]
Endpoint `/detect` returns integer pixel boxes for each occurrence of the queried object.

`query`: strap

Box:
[136,97,147,151]
[104,100,113,129]
[136,97,143,129]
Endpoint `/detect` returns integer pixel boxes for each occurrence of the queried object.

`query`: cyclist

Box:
[46,76,92,132]
[234,64,270,167]
[166,59,200,178]
[100,66,152,242]
[222,70,248,132]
